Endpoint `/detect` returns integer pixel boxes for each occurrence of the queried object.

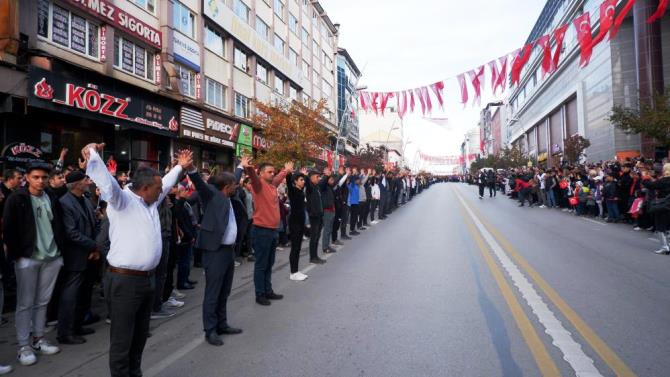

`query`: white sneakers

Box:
[0,364,12,375]
[289,272,308,281]
[166,297,185,308]
[172,289,186,299]
[653,247,670,255]
[18,338,61,366]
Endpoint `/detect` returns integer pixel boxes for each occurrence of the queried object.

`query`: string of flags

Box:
[358,0,667,118]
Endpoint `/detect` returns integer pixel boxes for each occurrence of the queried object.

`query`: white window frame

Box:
[205,77,226,110]
[273,34,285,53]
[274,75,284,95]
[255,16,269,40]
[178,64,197,98]
[288,48,298,66]
[289,86,298,102]
[302,59,310,79]
[234,47,248,72]
[37,0,100,61]
[173,1,195,39]
[130,0,156,14]
[301,27,309,44]
[234,0,250,23]
[113,35,155,82]
[235,92,249,118]
[256,63,268,85]
[288,13,298,34]
[204,24,224,57]
[273,0,284,20]
[312,39,318,52]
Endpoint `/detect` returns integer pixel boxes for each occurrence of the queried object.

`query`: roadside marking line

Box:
[455,189,601,377]
[580,217,606,226]
[457,204,562,377]
[647,237,659,243]
[144,336,203,377]
[456,187,637,377]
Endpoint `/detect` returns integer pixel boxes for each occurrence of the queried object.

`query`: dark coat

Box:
[643,176,670,232]
[305,179,323,218]
[3,187,66,261]
[175,198,197,245]
[286,172,306,226]
[187,171,232,252]
[60,192,98,271]
[319,176,335,210]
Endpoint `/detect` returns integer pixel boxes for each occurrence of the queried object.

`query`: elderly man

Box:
[83,142,192,377]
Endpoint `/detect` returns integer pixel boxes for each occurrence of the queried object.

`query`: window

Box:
[320,21,327,36]
[37,0,100,60]
[131,0,155,13]
[205,77,226,110]
[234,0,250,23]
[322,79,332,97]
[289,48,298,66]
[301,27,309,44]
[273,0,284,19]
[312,9,318,21]
[204,25,224,56]
[312,39,318,52]
[273,34,284,53]
[288,13,298,33]
[113,35,155,81]
[255,17,269,40]
[234,47,248,71]
[178,65,196,98]
[312,69,319,82]
[274,75,284,94]
[235,92,249,118]
[256,63,268,84]
[289,86,298,102]
[173,1,195,38]
[302,59,310,79]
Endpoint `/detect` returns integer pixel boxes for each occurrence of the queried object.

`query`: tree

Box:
[252,99,332,166]
[498,146,526,169]
[563,135,591,164]
[347,143,385,171]
[609,88,670,148]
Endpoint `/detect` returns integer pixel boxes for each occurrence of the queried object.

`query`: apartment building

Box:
[336,47,361,151]
[0,0,341,172]
[505,0,670,166]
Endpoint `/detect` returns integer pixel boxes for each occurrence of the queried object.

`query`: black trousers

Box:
[309,216,322,259]
[349,204,360,232]
[163,240,179,303]
[105,271,153,377]
[370,199,379,221]
[289,221,304,273]
[57,270,85,337]
[478,184,485,197]
[358,201,370,227]
[340,205,350,237]
[202,246,235,334]
[153,237,170,312]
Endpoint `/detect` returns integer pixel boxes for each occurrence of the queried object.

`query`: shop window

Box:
[255,17,269,41]
[113,35,155,82]
[173,1,195,38]
[257,63,268,85]
[37,0,100,60]
[234,0,250,23]
[234,47,248,72]
[178,64,197,98]
[205,77,226,110]
[204,24,224,57]
[235,92,249,118]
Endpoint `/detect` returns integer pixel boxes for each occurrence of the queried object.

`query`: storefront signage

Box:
[154,54,162,85]
[236,124,253,157]
[173,31,201,72]
[99,25,107,62]
[180,108,236,149]
[65,0,162,49]
[1,143,45,168]
[252,134,270,150]
[29,66,179,137]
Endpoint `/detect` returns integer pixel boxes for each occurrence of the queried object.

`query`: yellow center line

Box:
[456,198,562,377]
[457,187,637,377]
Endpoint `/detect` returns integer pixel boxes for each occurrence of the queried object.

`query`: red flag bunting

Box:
[379,92,393,115]
[495,55,508,94]
[536,34,553,78]
[468,66,485,107]
[430,81,445,110]
[488,60,500,94]
[359,92,368,111]
[648,0,668,23]
[511,44,533,86]
[409,90,415,113]
[415,88,426,115]
[574,12,594,67]
[397,91,408,119]
[552,24,569,70]
[421,86,433,114]
[592,0,617,47]
[611,0,636,40]
[370,92,380,115]
[457,74,468,106]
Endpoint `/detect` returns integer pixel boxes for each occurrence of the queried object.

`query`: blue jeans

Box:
[606,201,620,220]
[546,190,556,208]
[251,226,278,297]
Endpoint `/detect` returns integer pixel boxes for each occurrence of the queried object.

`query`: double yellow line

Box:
[454,187,636,377]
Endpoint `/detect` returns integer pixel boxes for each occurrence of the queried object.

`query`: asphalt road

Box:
[2,182,669,377]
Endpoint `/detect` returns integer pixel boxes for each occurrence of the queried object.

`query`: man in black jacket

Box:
[186,167,242,347]
[305,170,326,265]
[3,162,64,366]
[320,168,341,254]
[285,170,307,280]
[57,171,100,345]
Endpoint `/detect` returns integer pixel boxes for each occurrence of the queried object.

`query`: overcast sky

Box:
[319,0,547,171]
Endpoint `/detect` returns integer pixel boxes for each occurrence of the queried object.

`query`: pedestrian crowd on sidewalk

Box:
[0,143,434,376]
[467,158,670,255]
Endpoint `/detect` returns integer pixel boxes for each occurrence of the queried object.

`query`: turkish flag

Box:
[457,74,468,106]
[592,0,617,47]
[415,88,426,115]
[468,66,485,107]
[397,91,408,119]
[495,55,508,94]
[380,93,393,116]
[370,92,380,114]
[511,44,533,86]
[421,86,433,114]
[552,24,569,70]
[574,12,594,67]
[536,34,553,77]
[488,60,500,94]
[409,90,416,113]
[611,0,636,40]
[648,0,668,23]
[430,81,445,110]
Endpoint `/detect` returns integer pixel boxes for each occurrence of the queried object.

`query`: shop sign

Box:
[65,0,162,49]
[173,31,201,72]
[154,54,162,86]
[1,143,45,167]
[29,66,179,136]
[100,25,107,62]
[237,124,253,147]
[252,133,271,150]
[203,112,236,142]
[236,144,253,157]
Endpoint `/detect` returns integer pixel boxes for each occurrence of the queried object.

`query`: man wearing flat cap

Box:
[57,170,100,345]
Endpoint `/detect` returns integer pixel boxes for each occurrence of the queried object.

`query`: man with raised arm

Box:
[82,142,192,377]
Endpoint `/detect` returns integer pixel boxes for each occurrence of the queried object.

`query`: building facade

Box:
[0,0,341,173]
[505,0,670,166]
[336,47,361,151]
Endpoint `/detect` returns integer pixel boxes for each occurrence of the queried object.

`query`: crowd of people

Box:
[0,144,433,376]
[468,158,670,255]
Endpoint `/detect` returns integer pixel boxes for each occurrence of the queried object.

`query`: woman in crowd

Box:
[642,164,670,254]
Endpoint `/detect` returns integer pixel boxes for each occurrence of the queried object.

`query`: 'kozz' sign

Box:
[29,66,179,136]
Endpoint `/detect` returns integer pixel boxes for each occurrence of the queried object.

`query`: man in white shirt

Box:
[82,143,192,377]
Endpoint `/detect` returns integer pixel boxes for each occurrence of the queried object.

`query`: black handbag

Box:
[648,195,670,214]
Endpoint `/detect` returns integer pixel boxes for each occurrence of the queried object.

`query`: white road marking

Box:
[144,336,203,377]
[580,217,606,226]
[455,191,603,377]
[647,237,660,243]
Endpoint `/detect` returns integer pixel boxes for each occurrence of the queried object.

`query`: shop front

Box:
[176,106,236,173]
[5,62,180,172]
